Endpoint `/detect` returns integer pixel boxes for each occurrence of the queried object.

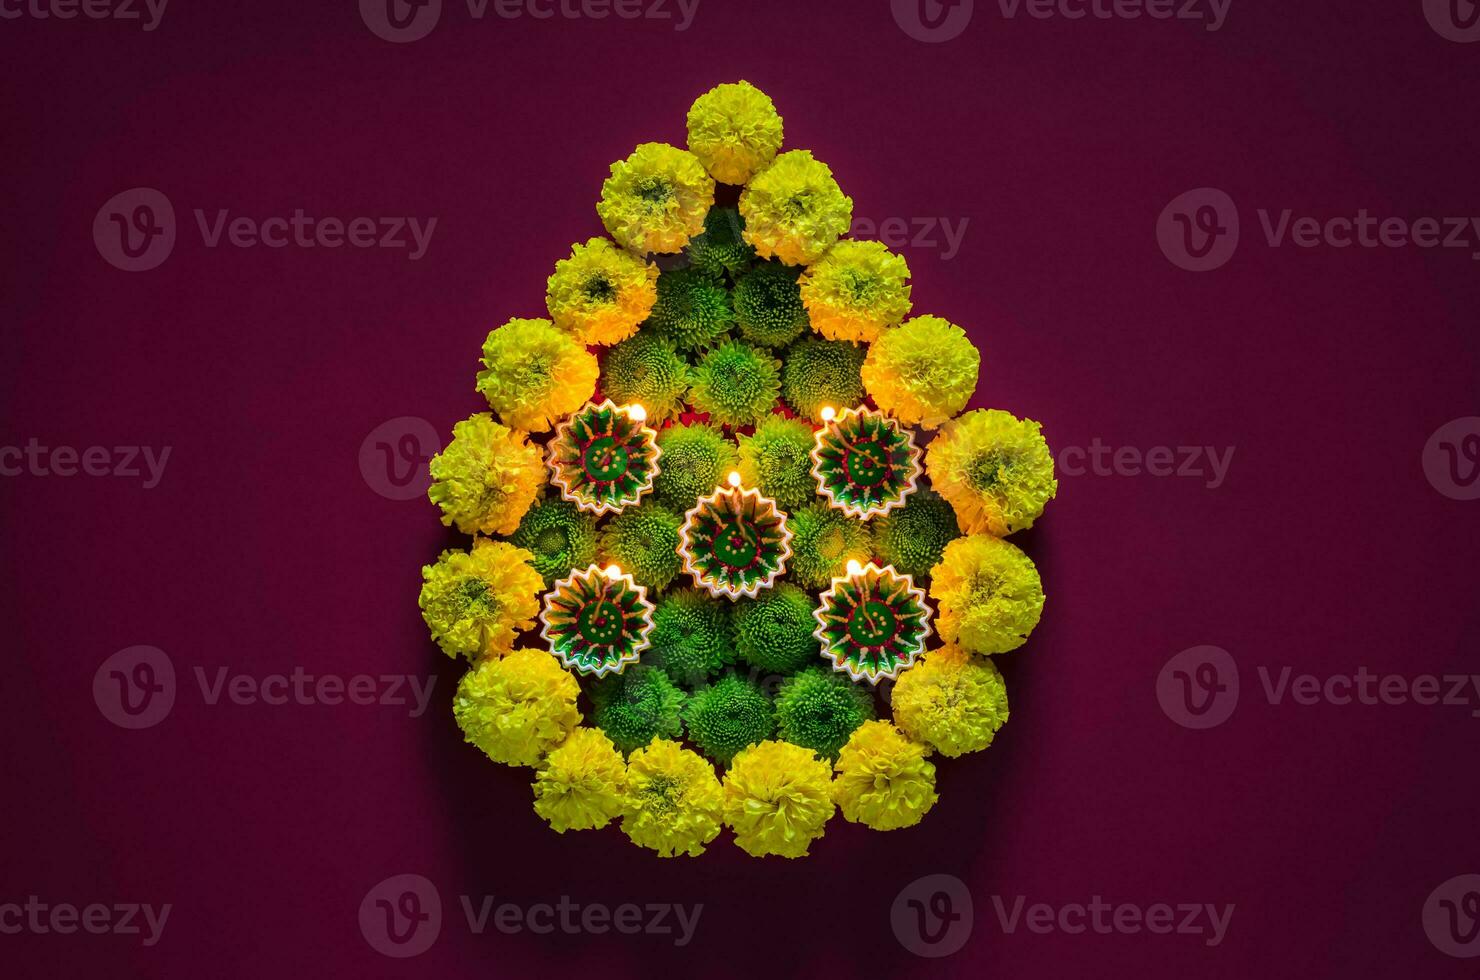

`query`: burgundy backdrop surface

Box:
[2,1,1478,977]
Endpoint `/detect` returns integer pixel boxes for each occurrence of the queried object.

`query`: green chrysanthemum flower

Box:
[589,664,687,754]
[507,496,599,587]
[732,582,819,675]
[927,409,1058,537]
[597,501,684,591]
[597,142,715,255]
[736,415,817,510]
[652,423,738,511]
[646,588,735,686]
[683,674,776,765]
[476,317,599,433]
[545,237,658,346]
[739,150,853,266]
[427,413,543,536]
[687,340,783,429]
[872,487,962,582]
[781,338,867,423]
[799,240,913,344]
[686,80,784,185]
[775,667,876,761]
[787,503,873,589]
[683,206,756,281]
[646,267,735,353]
[599,330,689,423]
[733,261,809,348]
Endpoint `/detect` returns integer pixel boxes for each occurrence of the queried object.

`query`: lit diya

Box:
[547,400,660,515]
[678,472,792,600]
[813,560,933,684]
[539,564,655,677]
[810,405,922,520]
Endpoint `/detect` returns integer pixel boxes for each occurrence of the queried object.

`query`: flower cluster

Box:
[421,81,1055,859]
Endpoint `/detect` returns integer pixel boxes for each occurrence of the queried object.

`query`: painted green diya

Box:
[539,564,655,677]
[813,561,933,684]
[547,400,661,515]
[678,477,793,599]
[810,406,922,520]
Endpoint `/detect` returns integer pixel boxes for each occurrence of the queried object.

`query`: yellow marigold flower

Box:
[927,409,1058,536]
[722,740,834,859]
[930,534,1044,655]
[597,143,715,255]
[476,317,598,433]
[799,240,912,343]
[419,539,543,661]
[861,315,980,429]
[891,644,1009,757]
[739,150,853,266]
[831,720,938,830]
[532,727,628,832]
[621,738,724,858]
[453,648,581,768]
[545,238,658,346]
[428,413,543,535]
[686,80,784,185]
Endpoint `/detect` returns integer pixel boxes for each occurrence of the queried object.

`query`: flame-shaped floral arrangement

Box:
[418,80,1059,860]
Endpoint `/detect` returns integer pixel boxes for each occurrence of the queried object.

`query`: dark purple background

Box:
[3,0,1478,976]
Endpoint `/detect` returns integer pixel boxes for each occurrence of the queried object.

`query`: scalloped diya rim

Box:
[677,483,794,600]
[812,560,935,685]
[809,405,923,521]
[546,399,662,517]
[538,563,656,678]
